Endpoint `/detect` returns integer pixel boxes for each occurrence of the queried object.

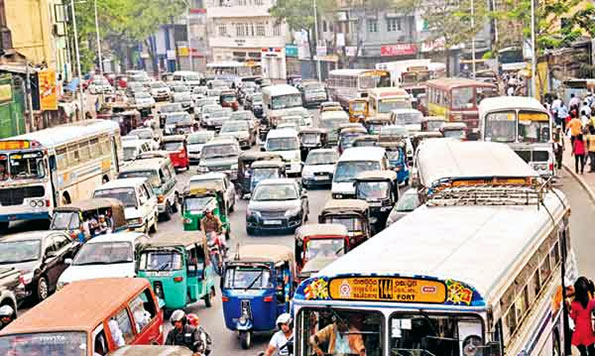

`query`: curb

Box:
[563,162,595,203]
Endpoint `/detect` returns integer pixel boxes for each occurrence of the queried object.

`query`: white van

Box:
[172,70,202,88]
[332,147,388,199]
[92,178,158,234]
[262,84,303,125]
[265,128,302,175]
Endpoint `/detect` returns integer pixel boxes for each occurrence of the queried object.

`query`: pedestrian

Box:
[264,313,293,356]
[568,114,584,148]
[587,127,595,173]
[570,276,595,355]
[570,93,581,112]
[557,102,569,131]
[573,134,586,174]
[553,125,565,170]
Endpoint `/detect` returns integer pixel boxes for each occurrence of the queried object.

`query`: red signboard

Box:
[380,43,417,57]
[190,8,206,14]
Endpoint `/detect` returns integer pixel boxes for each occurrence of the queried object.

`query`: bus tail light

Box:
[222,296,229,302]
[263,296,274,302]
[45,199,50,207]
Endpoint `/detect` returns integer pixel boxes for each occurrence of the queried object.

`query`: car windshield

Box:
[272,94,302,110]
[351,101,366,111]
[202,144,239,158]
[396,192,419,212]
[485,111,516,142]
[94,188,137,208]
[221,122,248,133]
[334,160,381,183]
[253,184,297,201]
[119,170,161,188]
[129,130,153,140]
[305,239,345,261]
[184,196,215,212]
[160,104,183,113]
[163,141,183,151]
[425,120,445,131]
[210,110,230,118]
[267,137,299,151]
[443,129,466,139]
[4,151,45,180]
[231,112,251,120]
[73,241,133,265]
[224,266,272,289]
[0,331,87,356]
[321,117,348,130]
[123,147,138,162]
[357,181,390,200]
[306,151,337,165]
[301,133,320,146]
[252,168,280,181]
[150,82,166,88]
[221,94,236,103]
[203,105,221,114]
[390,313,483,356]
[50,212,79,230]
[172,86,189,93]
[135,92,151,99]
[298,309,383,356]
[174,93,192,101]
[380,126,408,139]
[188,134,212,144]
[0,239,41,263]
[139,251,183,271]
[166,114,188,125]
[378,99,410,113]
[395,112,423,125]
[518,111,550,143]
[452,87,475,109]
[340,133,362,149]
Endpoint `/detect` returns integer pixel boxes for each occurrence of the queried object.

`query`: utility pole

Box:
[186,5,194,71]
[94,0,103,76]
[530,0,537,98]
[313,0,321,81]
[25,63,34,132]
[70,0,85,120]
[470,0,476,78]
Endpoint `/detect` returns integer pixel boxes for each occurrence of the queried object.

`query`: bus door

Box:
[111,137,120,172]
[48,155,58,209]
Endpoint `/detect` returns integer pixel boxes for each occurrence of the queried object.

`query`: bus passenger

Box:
[310,315,366,356]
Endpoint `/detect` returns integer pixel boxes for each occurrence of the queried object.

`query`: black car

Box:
[0,231,80,302]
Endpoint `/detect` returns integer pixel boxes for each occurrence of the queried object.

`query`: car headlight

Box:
[246,209,261,218]
[284,207,301,217]
[231,163,238,170]
[302,170,314,179]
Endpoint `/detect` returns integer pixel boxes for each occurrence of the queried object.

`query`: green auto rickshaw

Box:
[182,185,230,239]
[137,232,216,312]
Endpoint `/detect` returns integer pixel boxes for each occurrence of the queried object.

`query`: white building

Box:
[206,0,288,79]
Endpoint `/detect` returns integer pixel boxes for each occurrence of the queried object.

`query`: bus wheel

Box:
[0,222,8,233]
[239,330,251,349]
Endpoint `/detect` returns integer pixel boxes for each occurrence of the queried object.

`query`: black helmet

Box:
[170,309,187,326]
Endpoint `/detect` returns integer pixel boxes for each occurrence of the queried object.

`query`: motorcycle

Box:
[256,339,293,356]
[206,231,227,275]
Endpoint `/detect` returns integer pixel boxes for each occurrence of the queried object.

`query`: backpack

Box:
[198,326,213,355]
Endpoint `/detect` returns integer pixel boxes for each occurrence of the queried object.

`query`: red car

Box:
[161,135,189,170]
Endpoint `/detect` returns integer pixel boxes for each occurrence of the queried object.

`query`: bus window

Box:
[518,111,550,143]
[300,309,383,356]
[485,112,516,142]
[9,151,45,179]
[452,87,474,109]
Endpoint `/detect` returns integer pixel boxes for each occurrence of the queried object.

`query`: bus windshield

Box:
[0,331,87,356]
[272,94,302,110]
[452,87,475,110]
[378,99,410,113]
[485,112,516,142]
[298,309,384,356]
[2,151,46,180]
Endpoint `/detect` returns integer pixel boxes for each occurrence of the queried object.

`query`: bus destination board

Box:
[329,277,446,303]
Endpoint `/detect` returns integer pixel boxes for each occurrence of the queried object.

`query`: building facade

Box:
[206,0,288,79]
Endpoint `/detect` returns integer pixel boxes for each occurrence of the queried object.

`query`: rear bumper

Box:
[0,211,50,222]
[302,177,332,186]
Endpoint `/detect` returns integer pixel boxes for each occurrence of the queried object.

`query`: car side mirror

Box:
[260,146,266,152]
[65,258,72,265]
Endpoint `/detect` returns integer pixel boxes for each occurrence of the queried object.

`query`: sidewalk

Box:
[561,143,595,202]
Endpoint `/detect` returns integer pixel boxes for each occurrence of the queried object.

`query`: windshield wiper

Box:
[245,270,264,290]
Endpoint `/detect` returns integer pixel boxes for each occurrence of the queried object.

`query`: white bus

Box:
[367,87,412,120]
[479,96,555,178]
[261,84,303,126]
[327,69,391,108]
[0,120,122,230]
[206,61,261,86]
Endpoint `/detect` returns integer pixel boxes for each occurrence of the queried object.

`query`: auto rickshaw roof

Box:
[0,278,150,335]
[299,127,328,134]
[295,223,349,241]
[338,123,364,130]
[53,198,124,212]
[421,115,446,122]
[185,182,225,195]
[321,199,369,215]
[250,159,285,169]
[142,231,206,248]
[236,244,294,263]
[355,170,398,182]
[441,122,467,130]
[162,135,186,142]
[239,151,283,164]
[107,346,194,356]
[376,140,405,149]
[340,127,368,134]
[352,135,379,143]
[411,131,444,139]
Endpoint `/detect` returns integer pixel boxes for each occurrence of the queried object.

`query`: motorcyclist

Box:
[263,313,293,356]
[201,208,227,250]
[0,305,15,330]
[165,309,211,355]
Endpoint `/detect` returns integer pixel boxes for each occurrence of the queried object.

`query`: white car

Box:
[302,148,339,188]
[56,232,149,290]
[149,81,172,101]
[131,91,156,110]
[189,172,236,212]
[187,131,215,165]
[265,128,302,175]
[93,178,158,234]
[88,78,113,94]
[122,140,151,166]
[128,128,160,150]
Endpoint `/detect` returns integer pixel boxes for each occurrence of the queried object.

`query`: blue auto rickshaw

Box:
[221,244,295,349]
[377,141,410,185]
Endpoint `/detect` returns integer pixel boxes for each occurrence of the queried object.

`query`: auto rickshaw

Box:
[137,232,217,313]
[298,128,328,161]
[338,126,368,154]
[348,98,368,123]
[249,160,286,194]
[161,135,190,170]
[220,90,239,111]
[181,185,230,239]
[364,116,392,135]
[377,140,410,185]
[440,122,468,140]
[318,199,371,247]
[107,346,194,356]
[355,170,399,232]
[50,198,127,239]
[112,110,142,136]
[411,131,443,152]
[352,135,379,148]
[420,115,447,132]
[221,244,295,349]
[237,151,283,197]
[294,223,350,282]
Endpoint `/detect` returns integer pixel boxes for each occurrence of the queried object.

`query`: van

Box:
[264,128,302,175]
[172,71,202,88]
[57,232,150,289]
[93,178,158,234]
[0,278,164,355]
[118,158,179,220]
[332,147,388,199]
[122,140,151,166]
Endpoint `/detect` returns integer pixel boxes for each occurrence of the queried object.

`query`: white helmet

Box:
[276,313,292,327]
[0,305,13,317]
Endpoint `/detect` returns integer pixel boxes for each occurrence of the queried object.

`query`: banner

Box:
[38,69,57,111]
[380,43,417,57]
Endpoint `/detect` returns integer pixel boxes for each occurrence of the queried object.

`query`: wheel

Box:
[37,276,49,301]
[204,287,215,308]
[246,227,256,235]
[150,215,158,234]
[163,203,172,221]
[171,195,179,213]
[239,330,252,349]
[0,221,8,233]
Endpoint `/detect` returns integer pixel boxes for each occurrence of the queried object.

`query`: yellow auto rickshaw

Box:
[348,98,368,123]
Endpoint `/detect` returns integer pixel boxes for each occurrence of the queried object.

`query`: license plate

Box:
[263,220,282,225]
[314,175,328,180]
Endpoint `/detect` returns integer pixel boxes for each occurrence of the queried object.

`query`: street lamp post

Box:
[70,0,85,120]
[94,0,103,76]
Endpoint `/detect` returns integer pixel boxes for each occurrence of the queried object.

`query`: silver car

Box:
[385,189,420,227]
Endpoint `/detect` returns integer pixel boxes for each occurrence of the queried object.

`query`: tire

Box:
[150,215,158,234]
[163,203,172,221]
[246,227,256,235]
[37,276,49,301]
[0,222,9,233]
[172,195,179,213]
[239,330,252,349]
[204,287,215,308]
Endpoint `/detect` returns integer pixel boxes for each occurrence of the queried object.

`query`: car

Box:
[56,232,150,290]
[230,110,258,144]
[283,107,313,127]
[0,267,20,317]
[163,112,193,136]
[199,104,223,126]
[0,231,80,302]
[302,81,328,108]
[192,85,208,102]
[208,79,229,90]
[125,82,146,97]
[320,101,343,113]
[197,138,241,180]
[172,92,194,112]
[131,91,156,111]
[149,81,172,101]
[265,128,302,176]
[302,148,339,188]
[246,178,309,234]
[92,178,159,234]
[219,121,252,149]
[122,139,151,166]
[171,84,190,94]
[244,92,264,115]
[88,77,114,95]
[187,131,215,165]
[128,128,160,150]
[203,107,232,131]
[385,188,421,227]
[189,172,237,212]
